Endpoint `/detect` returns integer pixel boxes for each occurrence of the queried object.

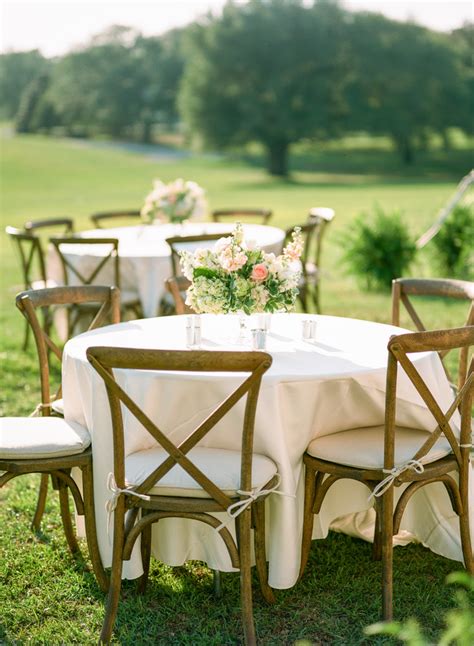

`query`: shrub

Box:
[432,204,474,280]
[340,206,417,291]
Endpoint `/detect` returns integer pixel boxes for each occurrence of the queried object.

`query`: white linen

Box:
[62,313,472,588]
[48,223,285,317]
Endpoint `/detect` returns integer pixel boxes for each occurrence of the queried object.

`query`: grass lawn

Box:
[0,132,472,644]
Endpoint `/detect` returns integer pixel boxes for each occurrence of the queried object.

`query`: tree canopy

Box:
[180,0,351,175]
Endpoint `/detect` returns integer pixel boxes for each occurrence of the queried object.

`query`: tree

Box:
[179,0,350,176]
[344,13,469,163]
[47,26,147,138]
[0,50,49,119]
[15,73,50,133]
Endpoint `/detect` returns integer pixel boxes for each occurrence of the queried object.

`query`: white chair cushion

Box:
[51,398,64,416]
[307,425,453,470]
[121,290,141,306]
[0,417,90,459]
[125,446,277,498]
[31,279,58,289]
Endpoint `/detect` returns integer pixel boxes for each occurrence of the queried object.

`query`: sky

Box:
[1,0,472,58]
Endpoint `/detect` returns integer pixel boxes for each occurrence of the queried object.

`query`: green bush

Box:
[341,206,417,291]
[432,204,474,279]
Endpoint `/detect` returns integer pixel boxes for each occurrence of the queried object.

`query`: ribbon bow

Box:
[368,459,425,501]
[216,473,292,532]
[105,472,151,539]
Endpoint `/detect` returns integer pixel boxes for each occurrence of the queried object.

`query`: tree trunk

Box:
[394,135,415,165]
[267,139,289,176]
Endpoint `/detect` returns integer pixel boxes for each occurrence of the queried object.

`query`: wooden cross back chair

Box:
[164,276,192,315]
[89,210,141,228]
[211,208,273,225]
[6,226,52,349]
[24,217,74,235]
[160,233,224,315]
[392,278,474,390]
[13,286,120,562]
[166,232,225,278]
[282,220,322,313]
[0,287,121,595]
[50,236,141,333]
[299,326,474,621]
[87,347,277,644]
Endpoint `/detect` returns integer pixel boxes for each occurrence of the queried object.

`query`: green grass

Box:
[0,132,472,644]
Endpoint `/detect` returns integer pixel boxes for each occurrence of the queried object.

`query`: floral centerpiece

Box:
[141,178,206,224]
[180,223,304,314]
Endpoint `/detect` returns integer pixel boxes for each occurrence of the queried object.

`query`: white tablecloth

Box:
[48,223,285,317]
[62,314,472,589]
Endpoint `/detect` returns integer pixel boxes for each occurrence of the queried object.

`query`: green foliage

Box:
[345,13,470,164]
[365,572,474,645]
[15,73,50,133]
[432,204,474,279]
[0,50,49,119]
[341,206,417,291]
[179,0,351,175]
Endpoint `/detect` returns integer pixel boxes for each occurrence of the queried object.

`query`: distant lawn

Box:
[0,132,472,644]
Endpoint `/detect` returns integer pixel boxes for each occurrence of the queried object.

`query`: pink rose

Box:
[251,263,268,282]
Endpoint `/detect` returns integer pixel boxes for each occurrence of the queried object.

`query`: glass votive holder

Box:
[252,329,267,350]
[302,319,317,342]
[256,313,271,332]
[186,315,201,348]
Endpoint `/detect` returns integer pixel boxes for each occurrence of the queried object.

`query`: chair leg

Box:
[82,463,109,593]
[381,488,394,621]
[299,463,317,581]
[459,503,473,574]
[100,501,126,643]
[31,473,49,531]
[236,510,257,646]
[372,497,382,561]
[212,570,222,598]
[137,512,152,595]
[22,318,30,350]
[252,499,275,604]
[58,482,81,555]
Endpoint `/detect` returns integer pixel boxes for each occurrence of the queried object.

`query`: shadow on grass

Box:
[235,146,474,185]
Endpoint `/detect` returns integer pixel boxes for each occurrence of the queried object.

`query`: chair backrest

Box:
[212,209,272,225]
[87,348,272,509]
[6,226,47,289]
[282,221,320,275]
[392,278,474,389]
[165,276,192,315]
[306,207,335,270]
[24,218,74,235]
[89,210,141,229]
[50,237,120,289]
[384,326,473,474]
[16,286,121,414]
[166,233,225,277]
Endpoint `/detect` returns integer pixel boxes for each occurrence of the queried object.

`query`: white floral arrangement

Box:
[141,178,206,224]
[180,223,304,314]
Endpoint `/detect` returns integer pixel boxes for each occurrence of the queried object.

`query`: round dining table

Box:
[62,313,470,589]
[47,222,286,317]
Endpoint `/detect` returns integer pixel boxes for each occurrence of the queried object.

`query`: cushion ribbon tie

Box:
[368,459,425,501]
[106,472,151,540]
[216,473,293,532]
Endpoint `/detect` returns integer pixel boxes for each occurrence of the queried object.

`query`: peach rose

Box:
[251,263,268,282]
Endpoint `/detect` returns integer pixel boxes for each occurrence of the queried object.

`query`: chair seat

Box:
[306,425,453,470]
[125,446,278,498]
[31,279,58,290]
[52,398,64,416]
[121,290,141,306]
[0,417,90,460]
